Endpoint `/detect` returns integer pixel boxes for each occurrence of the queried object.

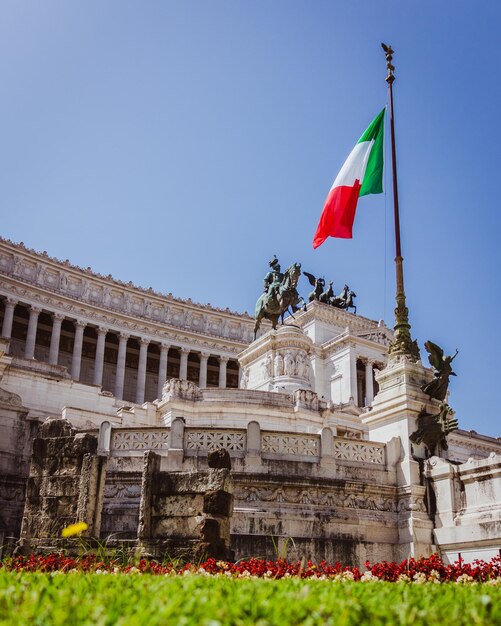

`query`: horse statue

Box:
[330,284,357,314]
[319,281,334,304]
[254,262,303,338]
[344,290,357,314]
[330,284,349,308]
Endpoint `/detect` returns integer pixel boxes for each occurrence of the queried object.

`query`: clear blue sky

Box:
[1,1,499,437]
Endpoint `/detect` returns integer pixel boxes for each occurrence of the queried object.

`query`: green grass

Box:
[0,571,499,626]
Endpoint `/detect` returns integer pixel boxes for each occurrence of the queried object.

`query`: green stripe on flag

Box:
[358,108,385,196]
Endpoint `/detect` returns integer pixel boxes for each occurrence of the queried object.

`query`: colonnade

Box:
[0,297,238,403]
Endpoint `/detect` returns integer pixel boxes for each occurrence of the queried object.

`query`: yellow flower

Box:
[61,522,88,537]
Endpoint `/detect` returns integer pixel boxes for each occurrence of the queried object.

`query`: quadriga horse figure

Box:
[345,290,357,314]
[319,281,334,304]
[254,263,302,338]
[330,284,357,313]
[330,284,349,308]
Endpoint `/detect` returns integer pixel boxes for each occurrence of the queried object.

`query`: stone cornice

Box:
[0,239,255,353]
[0,237,253,320]
[288,300,381,334]
[449,429,501,452]
[320,331,389,359]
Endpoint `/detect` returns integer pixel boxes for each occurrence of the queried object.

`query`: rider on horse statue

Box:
[254,256,303,338]
[263,256,284,296]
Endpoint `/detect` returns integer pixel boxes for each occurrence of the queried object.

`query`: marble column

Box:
[136,338,150,404]
[218,356,229,389]
[71,320,86,381]
[114,332,129,400]
[365,359,375,406]
[1,297,17,339]
[24,305,41,359]
[157,343,169,399]
[48,313,64,365]
[349,348,358,406]
[199,351,210,388]
[179,347,189,381]
[93,326,108,386]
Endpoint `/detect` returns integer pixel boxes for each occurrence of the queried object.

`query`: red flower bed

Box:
[364,553,501,583]
[1,553,500,583]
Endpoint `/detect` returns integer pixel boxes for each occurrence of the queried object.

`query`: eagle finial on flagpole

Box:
[381,43,395,84]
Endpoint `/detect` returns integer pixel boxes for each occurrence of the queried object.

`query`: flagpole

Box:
[382,43,420,362]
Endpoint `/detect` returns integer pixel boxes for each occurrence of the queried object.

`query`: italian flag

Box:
[313,108,385,248]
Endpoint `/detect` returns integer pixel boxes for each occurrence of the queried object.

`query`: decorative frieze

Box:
[162,379,203,402]
[293,389,319,411]
[235,483,396,511]
[356,329,392,346]
[104,483,142,499]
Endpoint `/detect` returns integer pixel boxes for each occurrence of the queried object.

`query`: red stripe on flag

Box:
[312,181,361,248]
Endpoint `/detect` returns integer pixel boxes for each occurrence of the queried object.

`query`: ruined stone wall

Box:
[98,419,403,565]
[137,450,234,561]
[14,414,500,567]
[232,472,400,564]
[0,386,38,549]
[20,418,106,552]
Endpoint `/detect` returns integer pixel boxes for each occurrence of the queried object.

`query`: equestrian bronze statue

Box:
[254,257,304,338]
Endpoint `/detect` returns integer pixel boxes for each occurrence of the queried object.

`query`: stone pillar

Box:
[1,297,17,339]
[93,326,107,386]
[71,320,86,381]
[157,343,169,399]
[365,359,375,406]
[349,348,358,406]
[20,419,106,550]
[48,313,64,365]
[199,351,210,388]
[136,338,150,404]
[114,332,129,400]
[24,305,41,359]
[320,426,336,473]
[179,347,189,381]
[98,421,112,455]
[218,356,229,389]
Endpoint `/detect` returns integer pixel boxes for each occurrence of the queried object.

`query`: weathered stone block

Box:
[151,515,204,539]
[153,494,204,517]
[32,438,45,462]
[45,475,80,497]
[200,517,220,543]
[44,439,76,461]
[72,433,98,456]
[26,477,42,499]
[208,449,231,469]
[155,470,232,496]
[203,490,233,516]
[40,418,75,439]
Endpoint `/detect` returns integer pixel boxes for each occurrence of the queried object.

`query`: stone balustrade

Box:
[105,419,389,470]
